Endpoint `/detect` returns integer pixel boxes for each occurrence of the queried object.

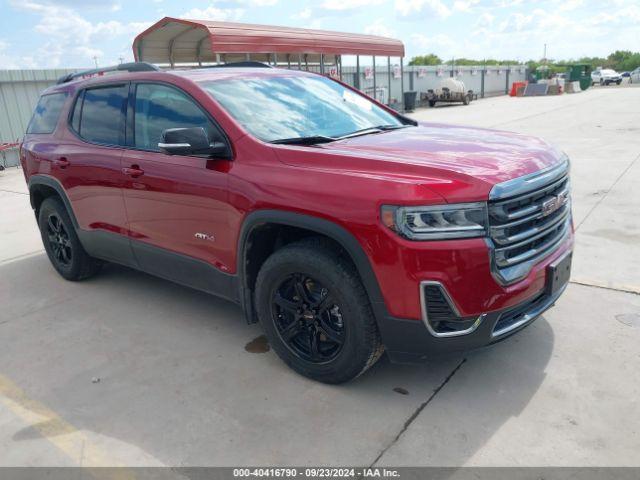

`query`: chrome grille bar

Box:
[488,158,572,285]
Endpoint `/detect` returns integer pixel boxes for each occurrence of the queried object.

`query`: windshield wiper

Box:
[270,135,336,145]
[337,124,410,140]
[270,124,410,145]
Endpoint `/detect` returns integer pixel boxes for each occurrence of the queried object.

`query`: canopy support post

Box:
[287,54,291,69]
[387,56,391,106]
[273,53,278,66]
[320,54,325,74]
[400,57,405,112]
[168,26,198,68]
[196,37,204,66]
[338,55,343,81]
[304,54,309,71]
[373,56,377,100]
[355,55,360,89]
[298,54,302,70]
[246,53,250,61]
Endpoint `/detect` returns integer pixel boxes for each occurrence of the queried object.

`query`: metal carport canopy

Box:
[133,17,405,65]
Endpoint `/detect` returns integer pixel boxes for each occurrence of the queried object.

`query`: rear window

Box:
[71,84,128,145]
[26,93,67,134]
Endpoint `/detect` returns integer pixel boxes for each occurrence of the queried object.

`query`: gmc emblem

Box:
[541,193,568,217]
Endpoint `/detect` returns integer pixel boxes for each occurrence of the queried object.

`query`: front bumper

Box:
[372,228,573,363]
[379,259,570,364]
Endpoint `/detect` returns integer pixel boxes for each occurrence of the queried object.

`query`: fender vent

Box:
[421,283,481,335]
[423,285,456,321]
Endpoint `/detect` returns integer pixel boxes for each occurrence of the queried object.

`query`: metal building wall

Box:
[341,64,527,106]
[0,69,76,167]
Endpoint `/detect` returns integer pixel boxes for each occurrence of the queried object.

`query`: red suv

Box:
[21,62,573,383]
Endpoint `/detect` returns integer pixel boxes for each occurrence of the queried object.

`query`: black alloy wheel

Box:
[46,213,73,267]
[254,238,383,383]
[271,273,345,364]
[38,196,102,281]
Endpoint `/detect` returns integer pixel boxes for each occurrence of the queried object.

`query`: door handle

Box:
[122,166,144,178]
[54,157,70,169]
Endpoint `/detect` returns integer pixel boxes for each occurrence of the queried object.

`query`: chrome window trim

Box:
[489,157,570,201]
[420,281,486,338]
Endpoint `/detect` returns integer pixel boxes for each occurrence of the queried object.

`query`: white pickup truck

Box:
[591,68,622,86]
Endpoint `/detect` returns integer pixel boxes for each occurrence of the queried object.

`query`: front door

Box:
[121,82,235,298]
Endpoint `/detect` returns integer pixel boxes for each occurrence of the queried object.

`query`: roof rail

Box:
[203,61,273,69]
[56,62,160,84]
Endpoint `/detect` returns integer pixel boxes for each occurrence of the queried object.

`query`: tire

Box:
[462,95,470,105]
[38,196,102,281]
[600,79,604,86]
[616,80,621,85]
[254,238,383,383]
[428,100,436,107]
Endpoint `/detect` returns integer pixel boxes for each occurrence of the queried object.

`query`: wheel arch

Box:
[237,210,387,325]
[28,175,79,228]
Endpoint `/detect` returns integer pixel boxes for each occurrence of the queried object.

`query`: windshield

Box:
[202,75,403,142]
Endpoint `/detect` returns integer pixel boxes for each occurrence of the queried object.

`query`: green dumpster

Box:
[561,64,592,90]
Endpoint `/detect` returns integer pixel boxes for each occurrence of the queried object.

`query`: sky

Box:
[0,0,639,69]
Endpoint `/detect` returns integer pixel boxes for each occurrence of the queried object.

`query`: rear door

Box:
[120,82,235,297]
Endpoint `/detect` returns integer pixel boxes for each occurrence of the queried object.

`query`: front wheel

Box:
[254,239,383,383]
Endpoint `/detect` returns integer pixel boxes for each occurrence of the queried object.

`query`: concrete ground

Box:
[0,84,639,468]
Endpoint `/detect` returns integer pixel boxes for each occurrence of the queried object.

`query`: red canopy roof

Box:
[133,17,405,65]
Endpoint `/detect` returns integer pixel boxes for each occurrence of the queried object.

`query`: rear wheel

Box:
[462,94,470,105]
[254,239,383,383]
[428,100,436,107]
[38,197,102,281]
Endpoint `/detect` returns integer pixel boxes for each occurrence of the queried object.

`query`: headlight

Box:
[381,203,488,240]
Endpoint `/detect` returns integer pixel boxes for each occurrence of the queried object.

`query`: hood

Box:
[322,123,563,183]
[275,123,565,203]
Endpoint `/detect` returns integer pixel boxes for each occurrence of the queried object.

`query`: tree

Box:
[607,50,640,71]
[407,50,640,72]
[408,54,442,66]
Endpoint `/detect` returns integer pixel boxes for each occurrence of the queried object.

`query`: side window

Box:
[134,83,220,152]
[72,85,128,145]
[27,93,67,134]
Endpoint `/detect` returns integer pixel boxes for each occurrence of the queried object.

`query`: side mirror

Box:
[158,127,230,158]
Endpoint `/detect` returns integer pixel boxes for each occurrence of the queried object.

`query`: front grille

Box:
[488,161,571,284]
[493,291,546,336]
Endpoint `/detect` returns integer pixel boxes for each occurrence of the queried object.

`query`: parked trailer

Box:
[424,77,476,107]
